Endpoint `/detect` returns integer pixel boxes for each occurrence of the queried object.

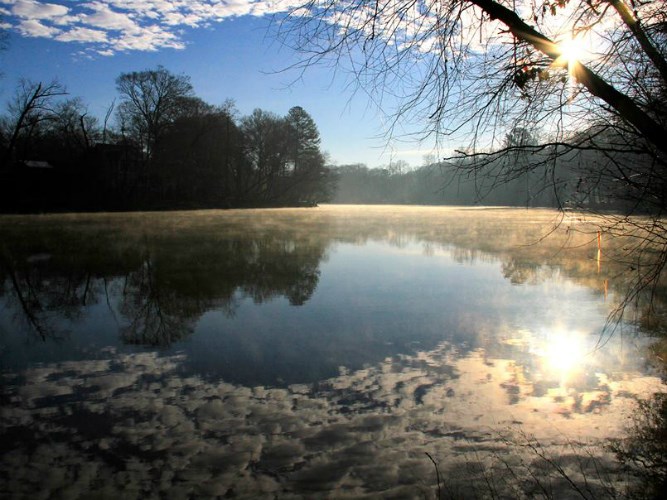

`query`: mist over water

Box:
[1,205,664,497]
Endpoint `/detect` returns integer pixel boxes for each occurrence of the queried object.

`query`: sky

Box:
[0,0,439,168]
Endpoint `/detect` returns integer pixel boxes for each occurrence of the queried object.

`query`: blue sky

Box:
[0,0,438,168]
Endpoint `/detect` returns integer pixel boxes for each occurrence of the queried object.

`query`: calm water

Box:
[0,205,664,498]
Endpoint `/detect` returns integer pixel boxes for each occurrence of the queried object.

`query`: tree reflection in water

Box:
[0,216,328,346]
[119,256,198,346]
[1,207,665,346]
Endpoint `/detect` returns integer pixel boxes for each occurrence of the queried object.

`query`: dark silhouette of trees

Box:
[39,98,99,163]
[285,105,330,204]
[0,80,107,211]
[0,83,100,171]
[0,79,67,169]
[286,105,321,173]
[241,108,289,203]
[115,66,194,162]
[151,100,244,205]
[237,106,332,206]
[0,67,332,211]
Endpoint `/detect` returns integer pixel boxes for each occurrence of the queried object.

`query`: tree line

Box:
[332,160,565,207]
[332,125,652,211]
[0,66,334,212]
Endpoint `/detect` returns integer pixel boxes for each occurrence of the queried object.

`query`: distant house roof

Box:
[24,160,54,169]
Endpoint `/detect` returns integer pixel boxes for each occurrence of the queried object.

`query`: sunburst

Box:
[552,34,591,98]
[558,36,587,67]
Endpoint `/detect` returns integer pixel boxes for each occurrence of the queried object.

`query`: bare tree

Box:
[102,99,115,144]
[278,0,667,305]
[46,97,99,154]
[0,79,67,168]
[115,66,194,160]
[278,1,666,152]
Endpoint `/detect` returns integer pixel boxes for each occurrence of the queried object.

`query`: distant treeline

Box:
[330,128,654,212]
[332,163,560,207]
[331,162,564,207]
[0,67,334,212]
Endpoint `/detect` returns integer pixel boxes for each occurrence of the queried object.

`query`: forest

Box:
[0,67,333,212]
[0,65,658,213]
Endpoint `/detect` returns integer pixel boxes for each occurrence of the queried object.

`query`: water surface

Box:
[1,205,664,498]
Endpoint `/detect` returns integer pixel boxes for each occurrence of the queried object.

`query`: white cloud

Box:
[78,3,138,32]
[16,18,60,37]
[0,0,298,54]
[11,0,68,19]
[161,10,204,27]
[56,26,108,42]
[113,24,185,52]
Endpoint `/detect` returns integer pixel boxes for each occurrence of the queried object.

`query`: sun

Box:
[552,33,592,91]
[558,36,586,64]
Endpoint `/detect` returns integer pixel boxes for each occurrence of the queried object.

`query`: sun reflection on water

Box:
[543,328,587,378]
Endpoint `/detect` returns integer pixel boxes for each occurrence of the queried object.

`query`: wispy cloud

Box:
[16,18,61,37]
[0,0,302,55]
[56,26,108,43]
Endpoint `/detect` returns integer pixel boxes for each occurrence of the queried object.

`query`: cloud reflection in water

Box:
[1,339,661,498]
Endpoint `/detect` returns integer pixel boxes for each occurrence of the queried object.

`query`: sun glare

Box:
[539,328,588,380]
[546,334,581,373]
[553,34,593,97]
[558,36,586,64]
